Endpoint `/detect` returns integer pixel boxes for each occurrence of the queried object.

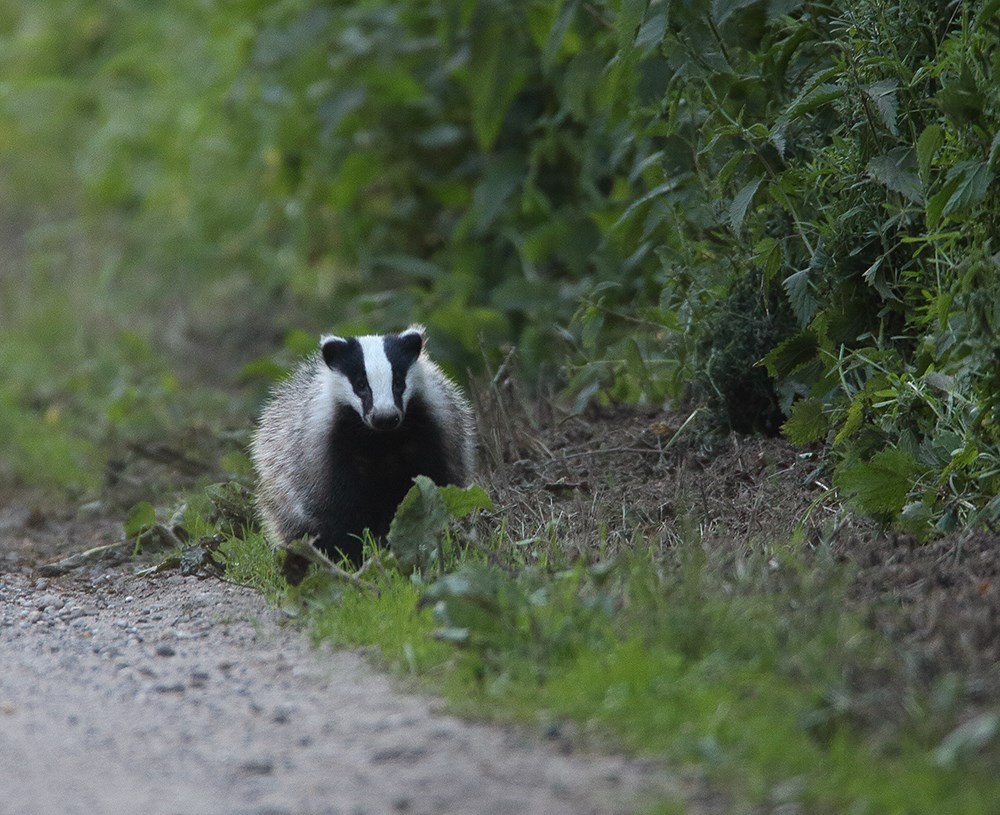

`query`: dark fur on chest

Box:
[313,396,453,566]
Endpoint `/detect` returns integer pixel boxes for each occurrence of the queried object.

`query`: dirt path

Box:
[0,537,677,815]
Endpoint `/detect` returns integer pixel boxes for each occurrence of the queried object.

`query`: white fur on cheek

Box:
[307,365,363,438]
[402,362,421,411]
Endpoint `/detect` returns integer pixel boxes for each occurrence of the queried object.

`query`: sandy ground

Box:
[0,553,679,815]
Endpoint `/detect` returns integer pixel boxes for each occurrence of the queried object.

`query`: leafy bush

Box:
[3,0,1000,533]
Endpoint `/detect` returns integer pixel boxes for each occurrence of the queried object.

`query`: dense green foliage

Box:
[2,0,999,532]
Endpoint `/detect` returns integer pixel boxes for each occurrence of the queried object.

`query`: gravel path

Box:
[0,563,675,815]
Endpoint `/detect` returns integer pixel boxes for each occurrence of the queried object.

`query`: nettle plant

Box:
[580,0,1000,533]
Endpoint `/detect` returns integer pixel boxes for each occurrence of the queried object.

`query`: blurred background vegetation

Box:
[1,0,999,537]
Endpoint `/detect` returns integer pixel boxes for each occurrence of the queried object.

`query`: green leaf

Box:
[942,160,995,217]
[783,267,817,326]
[864,79,899,135]
[990,129,1000,167]
[712,0,762,25]
[780,75,844,124]
[754,237,784,285]
[617,0,648,50]
[782,397,827,445]
[387,475,448,575]
[612,180,678,230]
[926,175,961,228]
[867,148,921,203]
[729,176,764,234]
[421,563,516,648]
[542,0,578,74]
[467,18,530,149]
[469,153,524,235]
[439,484,495,517]
[761,331,819,378]
[562,49,605,120]
[634,11,667,52]
[835,448,918,517]
[834,395,865,444]
[976,0,1000,28]
[124,501,157,538]
[916,124,944,181]
[899,500,934,532]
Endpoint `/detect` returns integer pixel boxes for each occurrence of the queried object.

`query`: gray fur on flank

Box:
[250,325,476,570]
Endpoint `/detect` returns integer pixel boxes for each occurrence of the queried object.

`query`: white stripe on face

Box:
[358,335,396,416]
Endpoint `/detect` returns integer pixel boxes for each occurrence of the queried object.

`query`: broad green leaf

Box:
[712,0,760,24]
[835,448,918,517]
[542,0,578,74]
[864,79,899,135]
[780,75,844,124]
[387,475,448,575]
[867,148,921,203]
[729,176,764,234]
[926,174,961,228]
[900,500,934,530]
[916,124,944,181]
[613,180,678,230]
[439,484,494,517]
[783,267,817,326]
[617,0,647,50]
[834,397,865,444]
[634,11,667,52]
[942,160,995,217]
[469,153,525,234]
[768,0,807,18]
[562,49,605,120]
[782,397,827,444]
[467,19,530,149]
[761,331,819,378]
[421,563,516,647]
[754,237,784,285]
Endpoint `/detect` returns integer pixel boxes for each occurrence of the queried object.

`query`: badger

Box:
[250,325,476,579]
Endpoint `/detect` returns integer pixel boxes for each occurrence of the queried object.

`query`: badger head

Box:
[320,325,426,431]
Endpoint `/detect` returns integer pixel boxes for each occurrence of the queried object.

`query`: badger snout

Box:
[368,408,403,431]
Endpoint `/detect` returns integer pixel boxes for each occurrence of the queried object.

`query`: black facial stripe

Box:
[383,333,423,409]
[321,338,372,411]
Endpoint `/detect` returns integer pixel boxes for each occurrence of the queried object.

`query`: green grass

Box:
[216,528,1000,815]
[0,391,100,494]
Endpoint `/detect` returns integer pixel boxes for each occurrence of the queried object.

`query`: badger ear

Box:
[320,335,350,370]
[398,325,426,359]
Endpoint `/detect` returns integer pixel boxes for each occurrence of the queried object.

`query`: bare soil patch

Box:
[477,392,1000,710]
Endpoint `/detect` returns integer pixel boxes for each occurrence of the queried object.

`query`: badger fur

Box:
[251,325,476,574]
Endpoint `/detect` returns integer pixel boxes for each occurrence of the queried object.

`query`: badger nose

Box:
[369,409,402,431]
